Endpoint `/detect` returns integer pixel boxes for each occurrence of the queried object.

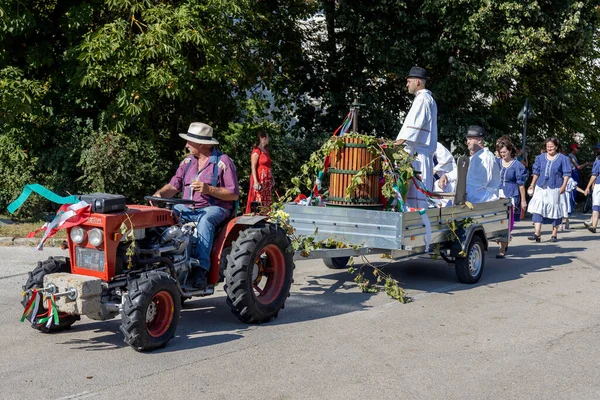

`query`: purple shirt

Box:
[169,150,239,210]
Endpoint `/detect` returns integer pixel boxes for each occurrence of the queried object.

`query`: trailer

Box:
[284,196,510,284]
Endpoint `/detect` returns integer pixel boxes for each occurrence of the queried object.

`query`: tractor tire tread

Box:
[22,257,79,333]
[119,271,181,352]
[224,223,294,324]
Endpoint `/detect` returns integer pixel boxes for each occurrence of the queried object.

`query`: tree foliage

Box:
[303,1,600,155]
[1,0,599,217]
[0,0,313,216]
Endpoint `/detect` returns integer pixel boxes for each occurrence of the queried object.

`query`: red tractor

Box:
[21,194,294,351]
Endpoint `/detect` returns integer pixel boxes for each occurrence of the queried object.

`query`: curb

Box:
[0,237,66,247]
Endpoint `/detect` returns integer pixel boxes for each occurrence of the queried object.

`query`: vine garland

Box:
[269,132,417,303]
[268,132,479,303]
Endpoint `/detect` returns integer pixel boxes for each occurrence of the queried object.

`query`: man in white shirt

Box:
[438,125,500,203]
[433,142,455,178]
[395,66,438,209]
[433,142,456,193]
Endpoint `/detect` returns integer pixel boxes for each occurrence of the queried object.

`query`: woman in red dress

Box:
[245,131,274,213]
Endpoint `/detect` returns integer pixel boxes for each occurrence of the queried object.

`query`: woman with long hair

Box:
[495,139,527,257]
[245,131,274,214]
[526,137,571,242]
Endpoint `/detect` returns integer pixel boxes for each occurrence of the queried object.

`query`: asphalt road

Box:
[1,213,599,400]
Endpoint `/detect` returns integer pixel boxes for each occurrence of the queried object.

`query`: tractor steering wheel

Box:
[144,196,196,209]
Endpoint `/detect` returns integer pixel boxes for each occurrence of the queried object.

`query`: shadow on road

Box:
[293,241,584,302]
[58,319,125,350]
[56,298,248,353]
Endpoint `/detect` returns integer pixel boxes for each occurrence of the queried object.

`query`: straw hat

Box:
[179,122,219,145]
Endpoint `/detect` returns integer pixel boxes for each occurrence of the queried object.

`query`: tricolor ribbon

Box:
[391,184,406,211]
[37,295,59,328]
[332,109,354,137]
[410,175,442,200]
[20,289,41,323]
[28,201,91,251]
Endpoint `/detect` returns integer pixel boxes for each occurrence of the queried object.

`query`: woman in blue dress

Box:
[527,137,571,242]
[495,139,528,257]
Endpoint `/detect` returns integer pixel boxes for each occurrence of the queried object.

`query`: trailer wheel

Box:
[22,257,80,332]
[225,223,294,324]
[455,236,485,284]
[120,271,181,352]
[323,256,350,269]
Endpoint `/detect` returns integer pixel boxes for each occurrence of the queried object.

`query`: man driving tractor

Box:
[152,122,240,289]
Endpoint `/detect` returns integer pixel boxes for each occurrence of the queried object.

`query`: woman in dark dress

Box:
[495,139,527,257]
[527,137,571,242]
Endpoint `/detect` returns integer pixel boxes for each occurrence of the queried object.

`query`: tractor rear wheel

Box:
[22,256,80,333]
[120,271,181,352]
[225,223,294,324]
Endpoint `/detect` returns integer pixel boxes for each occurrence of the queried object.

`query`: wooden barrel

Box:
[327,136,381,206]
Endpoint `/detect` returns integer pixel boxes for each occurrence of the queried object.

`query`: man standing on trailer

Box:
[395,66,438,209]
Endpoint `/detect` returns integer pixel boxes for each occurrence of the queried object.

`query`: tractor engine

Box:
[124,223,197,282]
[50,196,197,321]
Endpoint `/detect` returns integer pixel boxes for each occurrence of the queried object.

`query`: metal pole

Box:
[521,98,529,165]
[352,98,359,133]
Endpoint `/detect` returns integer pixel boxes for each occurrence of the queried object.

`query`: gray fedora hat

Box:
[407,66,429,80]
[179,122,219,145]
[466,125,486,138]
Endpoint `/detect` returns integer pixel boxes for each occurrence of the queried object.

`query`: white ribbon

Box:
[419,210,432,252]
[29,291,41,325]
[36,201,89,251]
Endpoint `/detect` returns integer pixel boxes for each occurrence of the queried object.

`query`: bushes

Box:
[1,117,174,219]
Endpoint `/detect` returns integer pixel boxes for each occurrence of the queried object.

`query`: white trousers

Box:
[405,152,433,209]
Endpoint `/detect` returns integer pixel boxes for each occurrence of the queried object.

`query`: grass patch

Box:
[0,215,66,239]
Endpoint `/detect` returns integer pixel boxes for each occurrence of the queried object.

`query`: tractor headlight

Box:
[88,228,104,247]
[70,227,86,244]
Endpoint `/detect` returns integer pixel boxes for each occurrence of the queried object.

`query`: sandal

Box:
[527,234,541,242]
[584,221,597,233]
[550,236,558,242]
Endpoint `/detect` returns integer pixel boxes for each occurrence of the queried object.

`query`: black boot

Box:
[193,268,208,289]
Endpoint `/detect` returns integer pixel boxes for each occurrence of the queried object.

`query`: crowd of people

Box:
[394,66,600,258]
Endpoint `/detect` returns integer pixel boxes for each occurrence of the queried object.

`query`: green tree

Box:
[0,0,313,216]
[299,1,600,155]
[1,0,599,218]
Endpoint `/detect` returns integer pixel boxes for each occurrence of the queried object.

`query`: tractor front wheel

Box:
[225,223,294,324]
[22,257,80,332]
[120,271,181,352]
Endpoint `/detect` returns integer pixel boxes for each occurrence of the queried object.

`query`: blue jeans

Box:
[173,204,231,271]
